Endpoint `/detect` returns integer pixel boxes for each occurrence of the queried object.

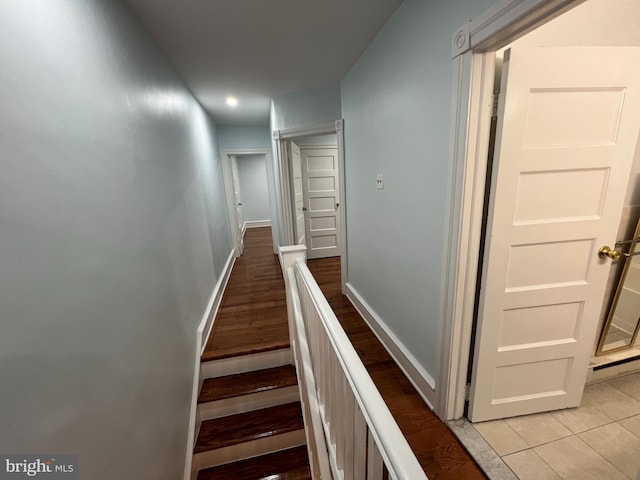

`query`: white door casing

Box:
[291,142,306,245]
[469,46,640,422]
[301,146,341,259]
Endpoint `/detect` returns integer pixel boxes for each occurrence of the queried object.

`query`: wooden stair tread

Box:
[201,340,290,362]
[198,365,297,404]
[196,445,311,480]
[194,402,304,453]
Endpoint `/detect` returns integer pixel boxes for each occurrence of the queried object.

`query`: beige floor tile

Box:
[608,373,640,402]
[620,414,640,438]
[505,413,572,448]
[502,449,561,480]
[473,420,528,456]
[550,405,612,434]
[534,436,627,480]
[583,381,640,421]
[579,423,640,478]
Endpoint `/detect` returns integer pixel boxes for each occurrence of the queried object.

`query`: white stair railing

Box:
[280,246,428,480]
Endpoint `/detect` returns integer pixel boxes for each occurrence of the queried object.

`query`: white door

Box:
[301,147,341,259]
[469,46,640,422]
[230,156,244,255]
[291,143,306,245]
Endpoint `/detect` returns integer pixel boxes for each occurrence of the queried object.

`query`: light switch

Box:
[376,173,384,190]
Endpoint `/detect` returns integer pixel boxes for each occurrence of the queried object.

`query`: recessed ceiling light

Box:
[226,96,238,107]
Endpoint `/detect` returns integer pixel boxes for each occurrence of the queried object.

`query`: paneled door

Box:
[301,147,341,259]
[469,47,640,422]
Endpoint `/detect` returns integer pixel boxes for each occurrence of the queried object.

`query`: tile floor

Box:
[473,371,640,480]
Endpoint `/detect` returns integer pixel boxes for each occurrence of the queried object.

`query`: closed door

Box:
[301,147,341,259]
[469,46,640,422]
[291,143,306,245]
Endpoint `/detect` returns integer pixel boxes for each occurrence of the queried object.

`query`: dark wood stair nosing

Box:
[194,401,304,454]
[197,365,298,404]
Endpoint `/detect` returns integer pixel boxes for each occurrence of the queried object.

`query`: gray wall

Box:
[341,0,495,384]
[236,155,271,223]
[0,1,230,478]
[270,83,342,131]
[218,125,271,150]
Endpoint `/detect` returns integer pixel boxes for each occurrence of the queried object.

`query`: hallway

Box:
[199,227,486,479]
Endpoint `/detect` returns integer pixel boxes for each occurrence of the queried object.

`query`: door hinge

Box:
[465,383,471,401]
[491,93,500,118]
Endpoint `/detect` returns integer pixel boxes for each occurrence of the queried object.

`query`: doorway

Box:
[288,134,341,259]
[220,148,278,257]
[273,120,348,291]
[441,0,640,422]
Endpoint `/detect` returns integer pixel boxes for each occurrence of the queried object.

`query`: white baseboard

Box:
[183,248,237,480]
[244,219,272,229]
[200,251,237,354]
[344,283,436,409]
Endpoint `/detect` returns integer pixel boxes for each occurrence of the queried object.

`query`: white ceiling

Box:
[125,0,404,125]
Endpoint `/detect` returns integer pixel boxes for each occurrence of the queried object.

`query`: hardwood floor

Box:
[202,228,289,362]
[200,227,486,479]
[307,257,488,480]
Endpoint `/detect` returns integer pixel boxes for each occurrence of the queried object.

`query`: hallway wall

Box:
[0,1,230,478]
[217,125,271,150]
[341,0,496,388]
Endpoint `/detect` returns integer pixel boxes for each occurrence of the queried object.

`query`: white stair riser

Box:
[192,429,306,471]
[200,349,293,379]
[198,386,300,422]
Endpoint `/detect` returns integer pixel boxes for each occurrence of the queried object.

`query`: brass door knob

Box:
[599,246,622,260]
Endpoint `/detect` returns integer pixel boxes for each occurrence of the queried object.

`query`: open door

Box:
[301,147,342,259]
[291,143,306,245]
[230,156,244,255]
[469,46,640,422]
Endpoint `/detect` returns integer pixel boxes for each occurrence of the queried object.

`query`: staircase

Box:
[191,348,311,479]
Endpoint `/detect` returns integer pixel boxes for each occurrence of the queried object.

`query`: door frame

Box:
[220,148,278,256]
[273,119,348,292]
[438,0,587,420]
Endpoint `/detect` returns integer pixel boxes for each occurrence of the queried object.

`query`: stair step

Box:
[201,348,293,379]
[198,365,297,404]
[192,402,306,470]
[195,402,304,453]
[196,446,311,480]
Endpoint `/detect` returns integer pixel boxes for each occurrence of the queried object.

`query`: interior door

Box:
[301,146,341,259]
[230,156,244,255]
[469,46,640,422]
[291,142,306,245]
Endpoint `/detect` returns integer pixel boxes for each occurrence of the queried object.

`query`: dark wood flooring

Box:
[202,228,289,362]
[201,227,487,479]
[307,257,487,479]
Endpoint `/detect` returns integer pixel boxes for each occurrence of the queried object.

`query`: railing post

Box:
[279,245,307,274]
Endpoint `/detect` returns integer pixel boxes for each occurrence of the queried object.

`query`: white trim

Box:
[243,220,272,230]
[440,0,585,421]
[345,283,436,408]
[200,250,236,355]
[183,248,236,480]
[273,120,349,292]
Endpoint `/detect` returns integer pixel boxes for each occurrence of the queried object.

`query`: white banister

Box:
[280,246,428,480]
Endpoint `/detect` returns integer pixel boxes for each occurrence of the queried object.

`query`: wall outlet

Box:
[376,173,384,190]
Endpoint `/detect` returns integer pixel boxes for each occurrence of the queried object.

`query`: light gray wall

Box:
[341,0,496,384]
[295,134,338,146]
[236,155,271,223]
[0,1,230,478]
[270,82,342,131]
[218,125,271,150]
